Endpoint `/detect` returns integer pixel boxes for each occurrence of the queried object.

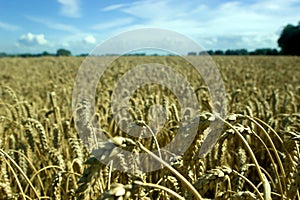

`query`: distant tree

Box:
[19,53,33,57]
[199,51,207,55]
[56,48,72,56]
[224,49,248,55]
[214,50,224,55]
[278,22,300,55]
[77,53,89,57]
[238,49,248,55]
[0,52,7,57]
[225,49,238,55]
[206,50,214,55]
[124,53,146,56]
[42,51,54,56]
[250,48,279,55]
[187,52,197,56]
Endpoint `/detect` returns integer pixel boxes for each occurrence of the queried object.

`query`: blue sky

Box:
[0,0,300,55]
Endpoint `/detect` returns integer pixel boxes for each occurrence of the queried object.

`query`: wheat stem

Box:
[138,142,204,200]
[0,148,40,199]
[134,181,185,200]
[215,115,268,200]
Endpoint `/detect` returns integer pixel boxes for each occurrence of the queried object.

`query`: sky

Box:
[0,0,300,55]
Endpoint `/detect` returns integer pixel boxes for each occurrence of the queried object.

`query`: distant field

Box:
[0,56,299,199]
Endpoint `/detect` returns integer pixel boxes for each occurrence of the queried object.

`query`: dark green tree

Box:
[0,52,7,57]
[56,48,72,56]
[251,48,279,55]
[278,22,300,55]
[206,50,214,55]
[41,51,53,56]
[214,50,224,55]
[187,52,197,56]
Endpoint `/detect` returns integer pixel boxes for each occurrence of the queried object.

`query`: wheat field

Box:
[0,56,299,199]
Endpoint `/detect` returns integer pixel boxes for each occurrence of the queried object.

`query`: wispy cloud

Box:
[101,3,125,12]
[91,18,134,30]
[18,32,48,46]
[0,21,20,31]
[57,0,81,18]
[26,16,79,32]
[120,0,188,20]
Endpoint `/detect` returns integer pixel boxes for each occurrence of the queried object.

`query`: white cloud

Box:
[91,18,134,30]
[57,0,81,18]
[26,16,79,32]
[101,4,125,12]
[18,33,48,46]
[0,21,20,31]
[83,35,96,44]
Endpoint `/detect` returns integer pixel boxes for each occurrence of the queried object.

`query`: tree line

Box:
[0,49,73,58]
[0,48,282,57]
[190,48,280,56]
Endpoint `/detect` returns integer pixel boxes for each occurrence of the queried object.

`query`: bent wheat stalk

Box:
[215,116,266,200]
[134,181,185,200]
[138,141,204,200]
[0,148,40,199]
